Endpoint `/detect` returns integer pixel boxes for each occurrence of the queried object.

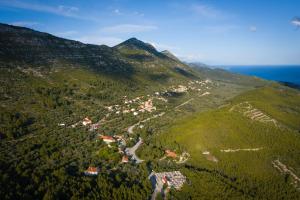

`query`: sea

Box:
[223,66,300,86]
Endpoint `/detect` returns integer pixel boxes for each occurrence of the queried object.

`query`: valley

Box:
[0,23,300,200]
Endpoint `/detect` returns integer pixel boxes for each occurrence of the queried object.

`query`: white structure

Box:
[82,117,92,126]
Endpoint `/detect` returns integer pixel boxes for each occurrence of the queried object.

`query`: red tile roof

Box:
[165,150,177,158]
[122,155,129,163]
[86,167,98,173]
[100,135,115,140]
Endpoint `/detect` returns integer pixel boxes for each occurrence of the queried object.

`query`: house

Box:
[82,117,92,126]
[165,150,177,158]
[100,135,116,143]
[114,135,123,140]
[133,112,138,116]
[122,155,129,163]
[84,167,99,175]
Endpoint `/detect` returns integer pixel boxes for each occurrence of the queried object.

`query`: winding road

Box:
[125,137,144,163]
[125,112,165,164]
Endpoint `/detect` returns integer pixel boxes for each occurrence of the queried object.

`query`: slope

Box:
[151,84,300,199]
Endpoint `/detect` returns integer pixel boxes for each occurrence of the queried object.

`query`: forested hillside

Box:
[1,23,299,200]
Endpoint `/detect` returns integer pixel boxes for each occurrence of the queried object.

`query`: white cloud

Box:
[291,17,300,28]
[176,53,205,62]
[112,8,144,17]
[0,0,94,20]
[133,11,144,17]
[114,9,121,15]
[100,24,157,34]
[249,26,257,32]
[191,4,221,19]
[75,36,123,46]
[149,42,179,51]
[10,21,39,27]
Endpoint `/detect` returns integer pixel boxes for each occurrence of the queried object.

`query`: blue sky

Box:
[0,0,299,65]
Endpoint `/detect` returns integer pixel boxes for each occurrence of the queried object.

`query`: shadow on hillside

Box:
[173,67,198,79]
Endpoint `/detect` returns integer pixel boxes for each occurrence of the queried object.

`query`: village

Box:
[60,79,215,198]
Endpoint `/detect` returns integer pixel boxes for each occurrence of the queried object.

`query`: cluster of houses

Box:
[101,79,214,119]
[164,149,190,163]
[105,96,157,117]
[84,135,130,176]
[172,85,188,93]
[188,79,213,91]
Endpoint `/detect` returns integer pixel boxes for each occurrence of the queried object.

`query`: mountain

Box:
[0,23,132,75]
[114,37,159,55]
[2,23,299,200]
[0,23,203,140]
[161,50,180,61]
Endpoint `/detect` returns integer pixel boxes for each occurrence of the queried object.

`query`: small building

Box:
[133,112,138,116]
[165,150,177,158]
[114,135,123,140]
[100,135,116,143]
[82,117,92,126]
[122,155,129,163]
[84,167,99,176]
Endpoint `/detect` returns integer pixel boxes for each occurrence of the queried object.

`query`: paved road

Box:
[127,122,140,134]
[125,112,165,164]
[127,112,165,135]
[125,137,144,163]
[149,171,163,200]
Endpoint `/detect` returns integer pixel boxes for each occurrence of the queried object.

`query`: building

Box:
[100,135,116,143]
[84,167,99,176]
[82,117,92,126]
[114,135,123,140]
[122,155,129,163]
[150,171,186,192]
[165,150,177,158]
[160,171,186,190]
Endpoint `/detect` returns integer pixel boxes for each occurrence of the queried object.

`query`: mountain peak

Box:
[115,37,156,51]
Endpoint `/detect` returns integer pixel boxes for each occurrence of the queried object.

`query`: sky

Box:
[0,0,299,65]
